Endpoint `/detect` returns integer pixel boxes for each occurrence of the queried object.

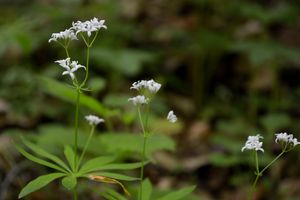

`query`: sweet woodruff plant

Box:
[242,132,300,199]
[16,17,188,200]
[16,18,144,200]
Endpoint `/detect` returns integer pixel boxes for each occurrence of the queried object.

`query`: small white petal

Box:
[128,95,149,106]
[167,110,177,123]
[275,132,300,147]
[275,132,291,143]
[49,29,77,43]
[69,72,75,80]
[130,79,161,93]
[62,71,69,76]
[85,115,104,126]
[72,18,107,37]
[241,134,264,152]
[56,58,85,80]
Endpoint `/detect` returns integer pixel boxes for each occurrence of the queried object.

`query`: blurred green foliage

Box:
[1,0,300,199]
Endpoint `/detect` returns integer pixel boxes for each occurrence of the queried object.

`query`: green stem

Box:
[80,33,89,47]
[139,135,147,200]
[81,46,90,88]
[249,174,260,200]
[78,126,95,168]
[137,106,148,200]
[137,107,146,134]
[253,151,261,188]
[145,104,150,132]
[73,187,78,200]
[89,31,99,47]
[260,150,285,175]
[250,146,287,200]
[74,88,81,170]
[255,151,259,174]
[252,174,260,188]
[64,46,70,58]
[249,151,260,200]
[259,143,288,175]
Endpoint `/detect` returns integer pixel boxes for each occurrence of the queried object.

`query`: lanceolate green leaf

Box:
[18,173,65,199]
[22,139,70,172]
[103,187,128,200]
[38,76,114,117]
[101,193,118,200]
[15,144,68,173]
[64,145,76,171]
[156,185,196,200]
[89,162,144,171]
[79,156,115,174]
[89,172,139,181]
[142,179,152,200]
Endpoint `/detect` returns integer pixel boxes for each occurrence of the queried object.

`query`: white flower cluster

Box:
[241,134,264,152]
[49,29,77,43]
[128,95,149,106]
[275,132,300,147]
[49,17,106,43]
[55,58,86,80]
[128,79,161,106]
[85,115,104,126]
[167,110,177,123]
[72,18,107,37]
[130,79,161,93]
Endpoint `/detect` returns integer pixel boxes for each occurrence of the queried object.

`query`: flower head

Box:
[275,132,292,143]
[128,95,149,106]
[49,29,77,43]
[275,132,300,147]
[289,137,300,147]
[72,18,107,37]
[130,79,161,94]
[85,115,104,126]
[241,134,264,152]
[55,58,86,80]
[167,110,177,123]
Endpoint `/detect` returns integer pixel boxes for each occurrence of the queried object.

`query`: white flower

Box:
[167,110,177,123]
[130,79,161,93]
[49,29,77,43]
[275,132,293,143]
[55,58,86,80]
[85,115,104,126]
[275,132,300,147]
[72,18,107,37]
[289,138,300,147]
[241,134,264,152]
[128,95,149,106]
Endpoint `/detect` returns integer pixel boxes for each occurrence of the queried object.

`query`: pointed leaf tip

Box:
[18,173,65,199]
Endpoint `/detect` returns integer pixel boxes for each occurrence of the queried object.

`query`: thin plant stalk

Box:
[73,188,78,200]
[252,151,260,188]
[78,126,95,167]
[71,31,100,200]
[259,151,285,175]
[137,106,148,200]
[248,151,261,200]
[81,46,90,88]
[74,88,81,169]
[62,44,80,200]
[73,88,81,200]
[250,144,288,200]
